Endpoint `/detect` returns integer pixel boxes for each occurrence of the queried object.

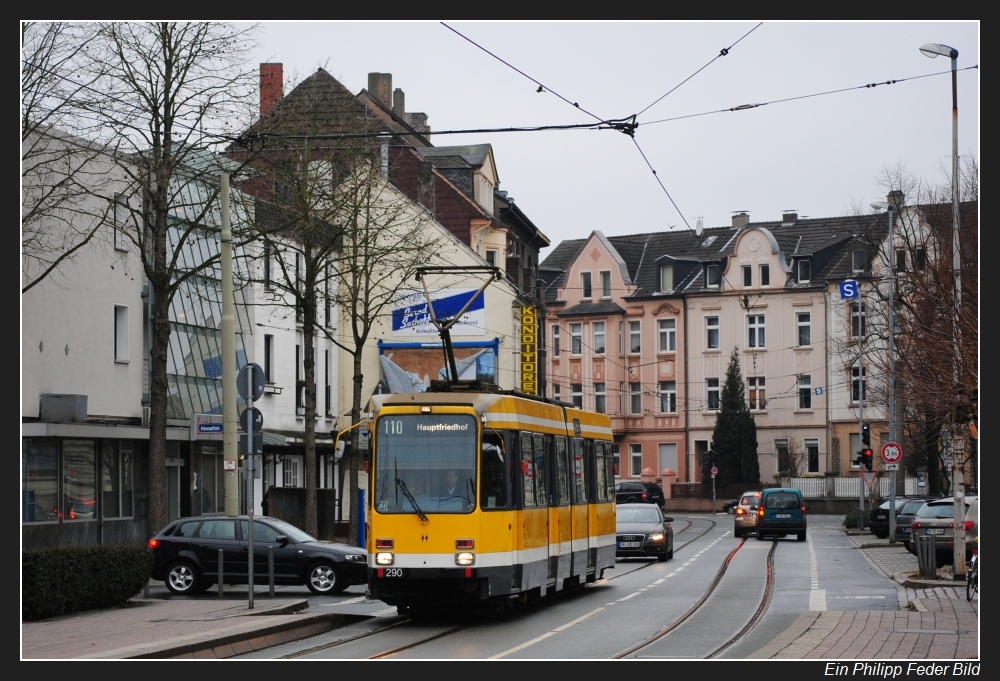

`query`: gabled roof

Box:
[418,144,492,167]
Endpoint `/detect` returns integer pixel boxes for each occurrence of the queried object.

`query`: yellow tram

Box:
[365,385,616,614]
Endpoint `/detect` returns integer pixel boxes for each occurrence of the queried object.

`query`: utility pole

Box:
[221,173,239,516]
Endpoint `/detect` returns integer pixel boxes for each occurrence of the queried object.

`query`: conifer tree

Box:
[709,347,760,485]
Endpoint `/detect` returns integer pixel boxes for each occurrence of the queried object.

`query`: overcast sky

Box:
[247,21,979,258]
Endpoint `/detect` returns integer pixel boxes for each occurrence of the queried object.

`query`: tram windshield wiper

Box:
[396,476,428,522]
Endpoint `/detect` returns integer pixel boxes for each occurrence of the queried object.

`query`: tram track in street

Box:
[280,514,728,660]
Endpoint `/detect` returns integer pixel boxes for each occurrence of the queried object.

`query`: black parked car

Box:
[868,496,923,539]
[615,481,665,507]
[148,515,368,595]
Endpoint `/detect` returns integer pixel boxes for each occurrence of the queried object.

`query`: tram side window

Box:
[573,438,588,504]
[555,436,570,505]
[595,442,610,502]
[533,433,549,507]
[520,433,536,507]
[481,434,508,509]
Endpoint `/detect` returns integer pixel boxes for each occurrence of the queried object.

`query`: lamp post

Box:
[920,42,965,579]
[872,201,896,542]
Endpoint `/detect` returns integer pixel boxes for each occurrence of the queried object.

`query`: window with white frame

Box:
[805,438,820,473]
[600,270,611,298]
[658,319,676,352]
[552,383,561,402]
[851,302,866,338]
[706,316,719,350]
[628,321,641,354]
[796,259,811,283]
[747,314,765,348]
[114,305,129,362]
[776,439,790,471]
[798,374,812,409]
[796,311,811,346]
[581,272,592,299]
[264,334,274,382]
[851,365,867,403]
[658,381,677,413]
[594,382,606,413]
[619,382,625,414]
[113,193,129,252]
[571,383,583,409]
[707,378,720,411]
[630,443,642,477]
[742,265,752,287]
[760,264,770,287]
[552,325,560,357]
[629,382,642,414]
[849,433,861,469]
[283,456,303,487]
[593,321,606,354]
[485,249,498,267]
[747,377,766,411]
[612,443,621,475]
[706,264,721,288]
[659,264,674,292]
[852,249,866,273]
[570,323,582,355]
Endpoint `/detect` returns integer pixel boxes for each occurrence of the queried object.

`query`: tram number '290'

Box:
[381,568,404,578]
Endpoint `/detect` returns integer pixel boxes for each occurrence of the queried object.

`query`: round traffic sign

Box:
[711,466,719,476]
[881,442,903,463]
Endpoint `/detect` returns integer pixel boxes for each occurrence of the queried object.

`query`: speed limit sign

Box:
[881,442,903,464]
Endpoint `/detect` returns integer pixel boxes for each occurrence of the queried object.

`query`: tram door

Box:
[573,438,592,572]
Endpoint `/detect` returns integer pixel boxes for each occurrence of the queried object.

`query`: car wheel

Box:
[307,561,346,594]
[734,527,742,539]
[797,531,806,542]
[626,496,638,503]
[165,560,201,595]
[667,544,673,559]
[657,551,668,562]
[874,531,888,539]
[756,529,764,541]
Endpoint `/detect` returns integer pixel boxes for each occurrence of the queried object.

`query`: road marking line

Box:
[489,608,604,658]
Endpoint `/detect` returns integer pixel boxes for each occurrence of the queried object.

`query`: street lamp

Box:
[871,200,896,542]
[919,42,965,579]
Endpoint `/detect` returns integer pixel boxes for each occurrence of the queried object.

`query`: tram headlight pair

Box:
[455,552,475,566]
[375,552,394,566]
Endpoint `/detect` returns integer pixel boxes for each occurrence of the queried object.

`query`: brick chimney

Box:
[368,72,393,107]
[887,190,905,211]
[782,211,798,223]
[260,63,283,116]
[392,88,405,117]
[732,212,750,229]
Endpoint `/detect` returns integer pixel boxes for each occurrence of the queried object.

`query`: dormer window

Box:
[706,264,721,288]
[659,264,674,292]
[852,249,866,273]
[796,259,811,283]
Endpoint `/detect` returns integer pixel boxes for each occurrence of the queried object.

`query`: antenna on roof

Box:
[694,217,704,237]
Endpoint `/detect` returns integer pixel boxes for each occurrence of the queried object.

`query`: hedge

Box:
[22,545,153,621]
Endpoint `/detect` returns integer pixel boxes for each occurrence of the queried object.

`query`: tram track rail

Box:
[281,514,730,660]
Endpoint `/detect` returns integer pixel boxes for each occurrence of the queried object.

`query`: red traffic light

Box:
[861,448,874,470]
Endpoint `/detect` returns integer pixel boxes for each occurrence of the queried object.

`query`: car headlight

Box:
[647,533,665,543]
[375,552,394,565]
[346,554,367,563]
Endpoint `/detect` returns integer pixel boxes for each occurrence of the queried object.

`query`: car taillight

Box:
[736,508,745,516]
[147,538,160,549]
[964,520,975,531]
[912,521,922,529]
[641,492,648,500]
[69,509,76,519]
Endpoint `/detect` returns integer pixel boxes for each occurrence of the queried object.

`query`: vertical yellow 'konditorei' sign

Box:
[520,306,537,394]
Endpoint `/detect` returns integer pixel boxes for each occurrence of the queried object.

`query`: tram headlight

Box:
[647,533,665,543]
[455,552,475,566]
[375,552,395,566]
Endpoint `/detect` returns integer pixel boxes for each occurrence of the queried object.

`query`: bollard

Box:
[218,549,224,598]
[269,546,275,598]
[916,534,937,579]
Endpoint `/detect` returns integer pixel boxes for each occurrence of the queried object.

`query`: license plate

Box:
[775,513,791,519]
[618,541,641,548]
[379,567,406,578]
[927,528,945,535]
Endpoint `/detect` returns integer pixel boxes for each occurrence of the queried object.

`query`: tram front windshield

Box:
[374,413,477,514]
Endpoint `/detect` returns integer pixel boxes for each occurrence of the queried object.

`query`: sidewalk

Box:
[751,531,979,660]
[21,529,979,660]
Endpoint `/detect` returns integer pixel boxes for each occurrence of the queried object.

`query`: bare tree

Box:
[72,22,260,536]
[21,22,112,292]
[229,69,440,540]
[843,161,978,495]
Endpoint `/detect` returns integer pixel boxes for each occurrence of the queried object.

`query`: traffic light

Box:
[861,423,871,446]
[861,447,873,470]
